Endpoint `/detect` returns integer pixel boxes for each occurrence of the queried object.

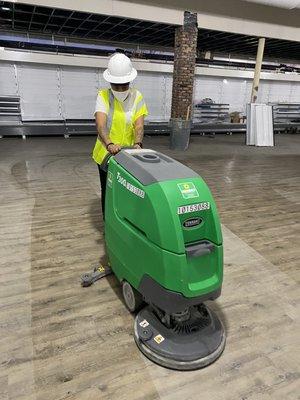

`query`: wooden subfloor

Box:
[0,134,299,400]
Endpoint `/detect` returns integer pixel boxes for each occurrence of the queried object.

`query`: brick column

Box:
[171,11,198,120]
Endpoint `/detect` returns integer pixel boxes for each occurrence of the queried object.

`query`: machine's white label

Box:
[177,202,210,215]
[117,172,145,199]
[139,319,149,328]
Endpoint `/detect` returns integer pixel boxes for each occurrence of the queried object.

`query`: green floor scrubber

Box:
[104,149,225,370]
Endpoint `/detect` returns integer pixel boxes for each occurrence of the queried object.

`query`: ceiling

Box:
[243,0,300,9]
[0,1,299,60]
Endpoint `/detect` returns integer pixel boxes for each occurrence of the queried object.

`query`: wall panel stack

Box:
[246,104,274,146]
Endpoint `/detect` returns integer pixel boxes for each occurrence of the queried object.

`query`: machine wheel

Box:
[122,281,143,312]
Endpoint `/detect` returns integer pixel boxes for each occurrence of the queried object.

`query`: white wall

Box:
[1,61,300,121]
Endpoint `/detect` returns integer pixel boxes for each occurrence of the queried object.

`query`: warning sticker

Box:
[98,265,105,272]
[154,334,165,344]
[177,182,199,199]
[107,171,113,188]
[139,319,149,328]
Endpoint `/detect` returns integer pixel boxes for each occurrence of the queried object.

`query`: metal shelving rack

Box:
[0,96,22,137]
[193,103,230,123]
[1,102,299,138]
[0,96,22,132]
[270,103,300,133]
[0,96,21,119]
[271,103,300,121]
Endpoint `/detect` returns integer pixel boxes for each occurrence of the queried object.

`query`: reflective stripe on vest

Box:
[106,90,114,133]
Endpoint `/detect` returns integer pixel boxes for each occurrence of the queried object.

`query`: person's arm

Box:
[134,115,144,149]
[95,112,120,154]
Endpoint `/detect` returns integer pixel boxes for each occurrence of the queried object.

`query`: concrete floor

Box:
[0,134,299,399]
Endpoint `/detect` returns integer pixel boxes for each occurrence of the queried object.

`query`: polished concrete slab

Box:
[0,134,299,399]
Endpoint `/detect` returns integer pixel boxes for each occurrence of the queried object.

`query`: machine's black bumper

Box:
[138,274,222,314]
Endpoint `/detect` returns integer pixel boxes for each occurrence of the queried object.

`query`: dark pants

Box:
[98,164,107,219]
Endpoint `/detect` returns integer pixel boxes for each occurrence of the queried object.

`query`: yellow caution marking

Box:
[154,334,165,344]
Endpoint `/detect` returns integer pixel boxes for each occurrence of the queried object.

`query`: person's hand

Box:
[133,144,142,149]
[107,144,121,155]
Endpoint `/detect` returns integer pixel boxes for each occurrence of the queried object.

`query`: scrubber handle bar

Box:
[99,153,113,172]
[99,146,134,172]
[186,240,215,258]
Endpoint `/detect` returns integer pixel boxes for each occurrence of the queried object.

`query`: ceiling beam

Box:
[12,0,182,25]
[12,0,300,41]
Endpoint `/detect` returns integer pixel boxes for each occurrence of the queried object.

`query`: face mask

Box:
[111,89,129,102]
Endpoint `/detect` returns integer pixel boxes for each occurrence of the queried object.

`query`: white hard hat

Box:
[103,53,137,84]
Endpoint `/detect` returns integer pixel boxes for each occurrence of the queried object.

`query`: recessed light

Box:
[1,7,11,11]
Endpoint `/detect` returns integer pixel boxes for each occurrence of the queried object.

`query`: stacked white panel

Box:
[246,104,274,146]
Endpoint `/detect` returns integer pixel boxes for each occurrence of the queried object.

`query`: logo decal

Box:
[183,217,202,228]
[177,182,199,199]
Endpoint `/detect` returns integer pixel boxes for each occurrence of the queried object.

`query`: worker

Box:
[93,53,148,218]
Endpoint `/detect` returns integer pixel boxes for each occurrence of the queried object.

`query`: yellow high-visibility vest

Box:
[92,88,148,165]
